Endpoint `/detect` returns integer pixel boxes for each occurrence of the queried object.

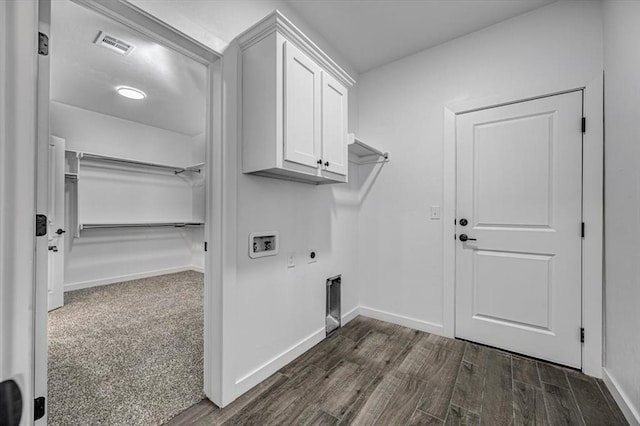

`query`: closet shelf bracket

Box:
[347,133,390,166]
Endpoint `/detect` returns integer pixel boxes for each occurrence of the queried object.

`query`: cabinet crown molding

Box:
[236,10,355,88]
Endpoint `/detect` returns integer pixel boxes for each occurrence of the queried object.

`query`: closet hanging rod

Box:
[80,222,204,230]
[78,152,186,172]
[355,153,390,165]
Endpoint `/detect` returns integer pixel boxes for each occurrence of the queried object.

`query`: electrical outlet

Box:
[308,249,317,263]
[287,253,295,268]
[430,205,441,220]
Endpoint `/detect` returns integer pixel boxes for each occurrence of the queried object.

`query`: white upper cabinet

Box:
[284,42,322,169]
[321,71,348,176]
[238,11,355,184]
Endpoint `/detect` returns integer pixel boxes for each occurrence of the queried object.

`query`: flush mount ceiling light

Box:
[116,86,146,100]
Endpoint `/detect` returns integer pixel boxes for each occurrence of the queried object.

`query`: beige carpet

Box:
[48,271,205,425]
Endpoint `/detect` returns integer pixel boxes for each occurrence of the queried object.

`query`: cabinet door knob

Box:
[324,161,330,167]
[317,159,322,165]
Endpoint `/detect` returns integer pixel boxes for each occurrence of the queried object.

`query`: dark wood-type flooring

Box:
[166,316,628,425]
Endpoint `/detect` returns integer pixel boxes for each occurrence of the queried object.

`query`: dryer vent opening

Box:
[326,275,341,335]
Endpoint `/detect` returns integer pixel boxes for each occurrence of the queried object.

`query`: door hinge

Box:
[38,32,49,56]
[34,396,45,421]
[581,117,586,133]
[454,233,456,241]
[580,327,585,343]
[204,242,208,252]
[35,215,47,237]
[581,222,585,238]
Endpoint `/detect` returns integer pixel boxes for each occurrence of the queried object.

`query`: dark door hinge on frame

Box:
[35,215,47,237]
[34,396,45,421]
[580,327,585,343]
[38,32,49,56]
[581,222,585,238]
[581,117,586,133]
[204,242,208,252]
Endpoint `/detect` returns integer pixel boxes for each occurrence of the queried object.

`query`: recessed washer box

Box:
[249,231,279,258]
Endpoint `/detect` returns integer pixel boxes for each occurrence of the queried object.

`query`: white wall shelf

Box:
[64,150,205,237]
[80,222,204,230]
[348,133,389,165]
[77,151,201,174]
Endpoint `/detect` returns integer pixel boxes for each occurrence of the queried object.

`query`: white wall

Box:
[357,1,602,332]
[126,0,362,396]
[603,1,640,422]
[51,102,204,289]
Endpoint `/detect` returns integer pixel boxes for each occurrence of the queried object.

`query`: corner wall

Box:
[603,1,640,423]
[357,1,602,333]
[126,0,361,399]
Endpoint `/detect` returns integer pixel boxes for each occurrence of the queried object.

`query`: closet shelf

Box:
[348,134,389,165]
[80,222,204,230]
[71,151,202,174]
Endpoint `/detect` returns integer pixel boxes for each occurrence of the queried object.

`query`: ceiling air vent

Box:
[94,31,135,56]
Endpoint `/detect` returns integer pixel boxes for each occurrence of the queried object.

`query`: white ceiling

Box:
[286,0,558,73]
[51,0,207,136]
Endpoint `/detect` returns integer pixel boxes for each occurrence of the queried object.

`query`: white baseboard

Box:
[235,327,325,397]
[64,265,203,292]
[359,306,445,335]
[602,368,640,425]
[341,306,360,325]
[234,305,361,398]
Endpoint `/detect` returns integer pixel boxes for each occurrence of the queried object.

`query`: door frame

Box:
[26,1,236,423]
[442,75,604,378]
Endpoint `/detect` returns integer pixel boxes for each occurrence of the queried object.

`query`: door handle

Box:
[459,234,477,242]
[48,245,58,252]
[324,161,330,167]
[55,228,66,235]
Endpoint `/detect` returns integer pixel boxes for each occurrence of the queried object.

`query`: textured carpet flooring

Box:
[48,271,205,425]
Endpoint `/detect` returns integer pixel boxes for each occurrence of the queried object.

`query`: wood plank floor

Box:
[165,316,628,425]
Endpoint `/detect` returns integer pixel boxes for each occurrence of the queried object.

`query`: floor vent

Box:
[94,31,135,56]
[326,275,341,335]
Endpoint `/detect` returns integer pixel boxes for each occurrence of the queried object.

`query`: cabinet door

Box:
[321,72,348,176]
[284,41,322,169]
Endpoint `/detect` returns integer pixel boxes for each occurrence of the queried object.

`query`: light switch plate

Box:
[430,205,441,220]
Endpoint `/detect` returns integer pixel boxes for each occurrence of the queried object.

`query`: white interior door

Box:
[455,91,583,368]
[321,72,348,176]
[284,41,322,169]
[48,136,65,311]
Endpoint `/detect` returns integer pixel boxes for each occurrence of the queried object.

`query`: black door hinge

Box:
[581,117,586,133]
[34,396,45,421]
[581,222,585,238]
[38,32,49,56]
[580,327,585,343]
[204,242,208,252]
[35,215,47,237]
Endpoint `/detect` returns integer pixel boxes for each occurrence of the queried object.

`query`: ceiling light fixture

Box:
[116,86,146,100]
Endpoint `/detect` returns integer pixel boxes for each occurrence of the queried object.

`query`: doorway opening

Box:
[35,0,221,423]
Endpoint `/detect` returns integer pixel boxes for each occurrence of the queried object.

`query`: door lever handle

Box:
[55,228,66,235]
[459,234,476,242]
[48,245,58,252]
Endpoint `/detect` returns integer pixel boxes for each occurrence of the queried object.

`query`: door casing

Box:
[443,78,604,377]
[30,2,234,425]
